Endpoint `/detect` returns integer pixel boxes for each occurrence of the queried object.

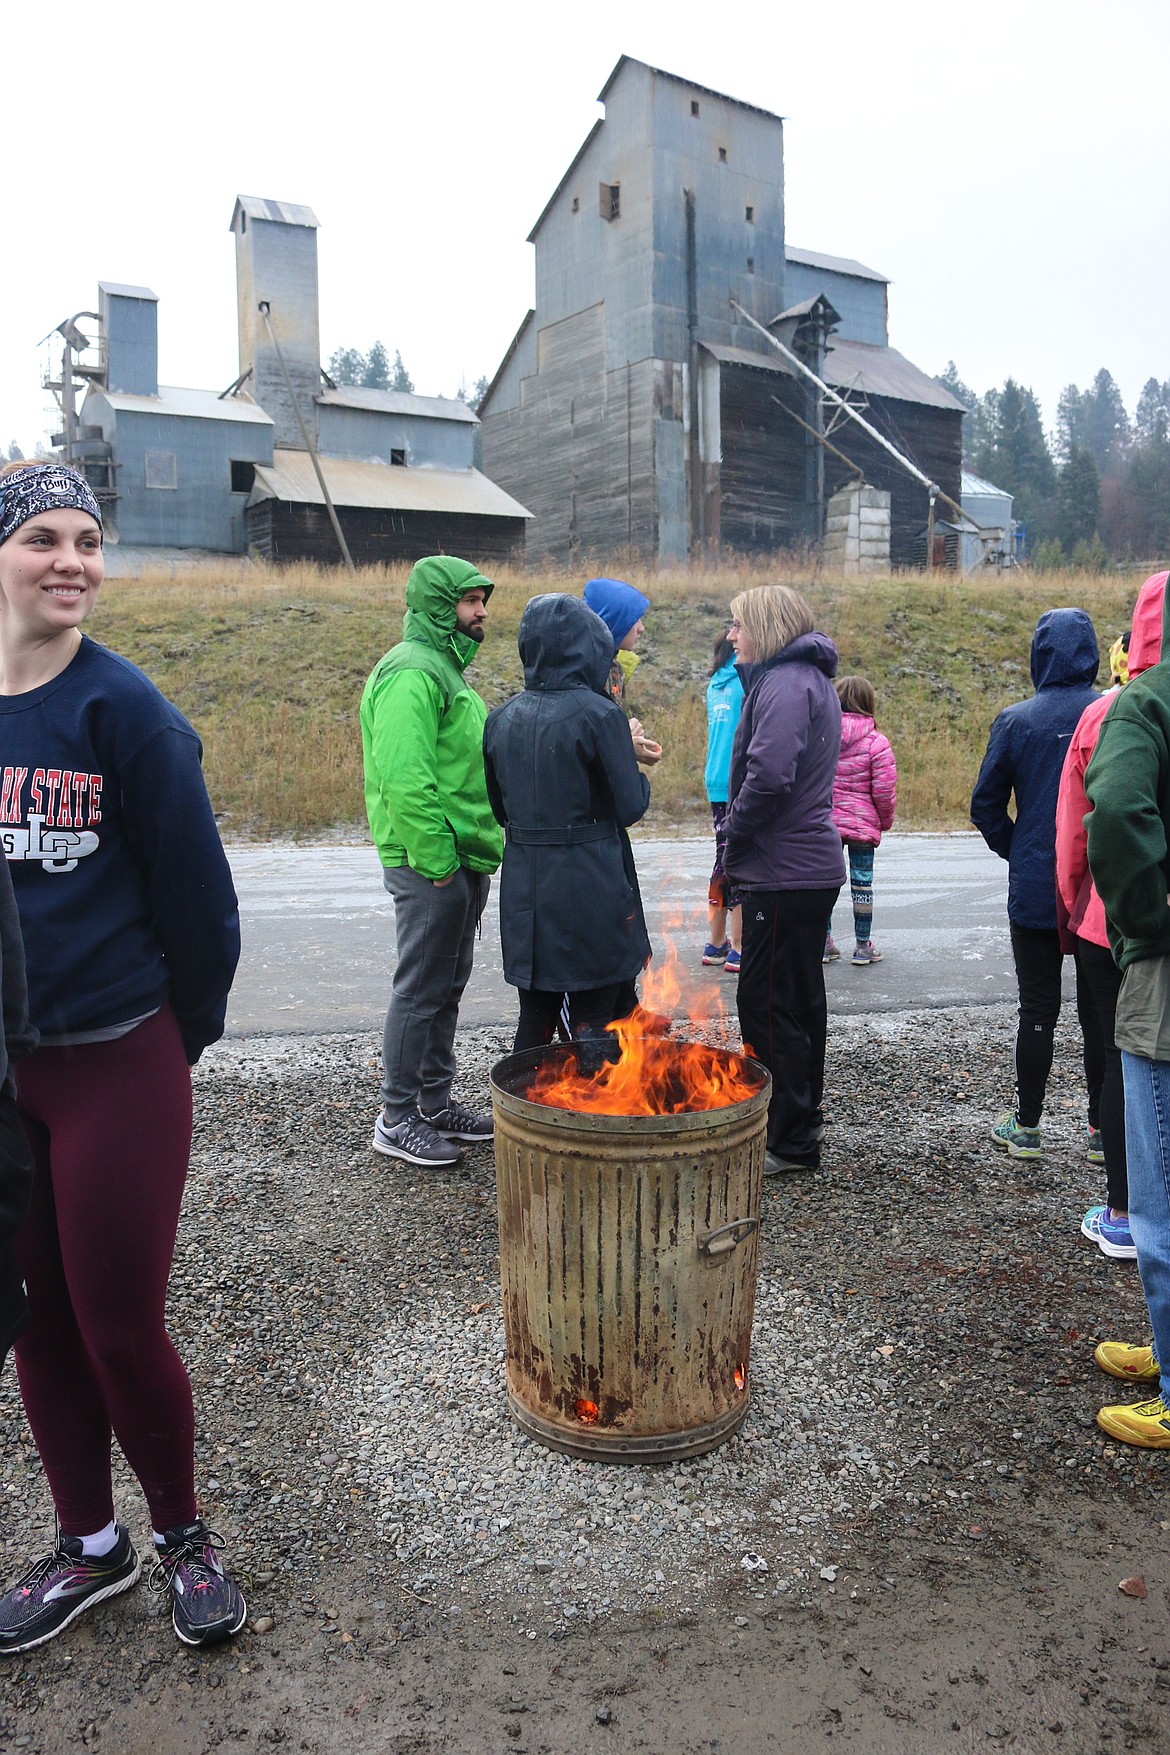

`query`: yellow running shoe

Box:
[1096,1396,1170,1449]
[1094,1342,1160,1383]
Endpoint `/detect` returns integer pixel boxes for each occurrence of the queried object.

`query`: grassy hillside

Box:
[87,557,1142,839]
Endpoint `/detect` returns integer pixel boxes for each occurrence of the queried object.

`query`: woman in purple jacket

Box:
[724,587,845,1175]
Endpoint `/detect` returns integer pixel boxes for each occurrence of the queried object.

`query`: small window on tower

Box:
[390,449,406,467]
[718,145,728,164]
[746,257,755,275]
[745,205,754,223]
[691,99,700,117]
[599,181,621,222]
[230,460,255,493]
[571,195,580,213]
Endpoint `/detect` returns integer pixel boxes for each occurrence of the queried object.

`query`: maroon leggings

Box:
[13,1007,198,1535]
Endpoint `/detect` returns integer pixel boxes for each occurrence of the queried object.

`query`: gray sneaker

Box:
[372,1111,459,1166]
[420,1098,493,1142]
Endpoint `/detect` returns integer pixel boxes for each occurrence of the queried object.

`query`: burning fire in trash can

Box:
[491,971,771,1462]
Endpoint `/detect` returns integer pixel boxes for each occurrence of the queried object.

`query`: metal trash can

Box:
[490,1042,771,1461]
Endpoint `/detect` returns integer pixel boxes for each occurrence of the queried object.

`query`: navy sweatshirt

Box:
[0,636,240,1063]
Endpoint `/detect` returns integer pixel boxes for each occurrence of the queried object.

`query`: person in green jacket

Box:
[1085,570,1170,1447]
[360,556,504,1167]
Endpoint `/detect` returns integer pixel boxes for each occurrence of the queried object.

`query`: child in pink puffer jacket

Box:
[826,676,897,966]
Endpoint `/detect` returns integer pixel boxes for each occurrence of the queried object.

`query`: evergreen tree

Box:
[972,379,1056,544]
[1055,384,1088,465]
[469,374,490,412]
[391,351,414,394]
[5,441,23,462]
[362,341,391,390]
[1135,377,1170,447]
[1082,369,1130,475]
[328,346,366,387]
[1056,446,1101,551]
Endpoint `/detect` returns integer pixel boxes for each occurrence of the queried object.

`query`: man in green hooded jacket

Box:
[361,555,504,1166]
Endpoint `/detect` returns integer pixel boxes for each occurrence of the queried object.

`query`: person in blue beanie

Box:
[583,577,661,765]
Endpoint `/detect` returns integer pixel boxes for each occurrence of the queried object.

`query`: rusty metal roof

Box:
[786,247,889,284]
[230,195,319,231]
[317,388,478,424]
[249,450,531,518]
[94,386,273,424]
[823,340,964,411]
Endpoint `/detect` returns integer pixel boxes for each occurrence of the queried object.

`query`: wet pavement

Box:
[224,831,1050,1037]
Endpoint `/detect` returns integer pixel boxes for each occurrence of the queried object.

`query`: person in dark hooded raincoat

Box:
[483,594,652,1052]
[971,606,1102,1158]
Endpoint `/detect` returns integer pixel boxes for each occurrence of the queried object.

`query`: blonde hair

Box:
[729,586,816,664]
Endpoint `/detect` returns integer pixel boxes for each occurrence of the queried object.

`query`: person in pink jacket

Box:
[826,676,898,966]
[1056,571,1168,1262]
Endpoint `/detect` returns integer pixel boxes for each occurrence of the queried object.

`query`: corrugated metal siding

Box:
[783,262,888,347]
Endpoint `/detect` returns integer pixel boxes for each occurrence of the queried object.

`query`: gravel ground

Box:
[1,1003,1169,1752]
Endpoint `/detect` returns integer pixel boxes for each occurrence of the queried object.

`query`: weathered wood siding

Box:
[481,304,659,560]
[246,503,526,566]
[717,365,810,554]
[821,398,962,569]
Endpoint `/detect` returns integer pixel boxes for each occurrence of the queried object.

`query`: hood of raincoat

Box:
[839,710,876,751]
[403,555,493,671]
[1029,607,1099,690]
[583,577,650,652]
[518,594,613,694]
[1126,570,1169,677]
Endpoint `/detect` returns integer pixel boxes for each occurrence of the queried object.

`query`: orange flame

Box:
[525,904,758,1116]
[575,1399,600,1423]
[733,1364,746,1391]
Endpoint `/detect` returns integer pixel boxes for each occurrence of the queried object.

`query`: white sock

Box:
[78,1520,119,1559]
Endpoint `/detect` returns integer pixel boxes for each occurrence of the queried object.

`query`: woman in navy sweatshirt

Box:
[0,463,244,1655]
[724,586,845,1175]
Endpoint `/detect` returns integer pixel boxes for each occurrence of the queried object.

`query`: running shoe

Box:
[822,935,841,963]
[723,947,741,975]
[1096,1396,1170,1449]
[1094,1341,1160,1383]
[0,1524,140,1654]
[990,1109,1041,1159]
[149,1520,247,1648]
[702,940,731,967]
[764,1150,816,1176]
[1096,1208,1137,1260]
[420,1098,493,1142]
[1081,1205,1107,1243]
[373,1111,458,1166]
[851,941,883,966]
[1087,1127,1105,1165]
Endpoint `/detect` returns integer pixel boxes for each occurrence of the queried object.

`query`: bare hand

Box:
[629,717,663,766]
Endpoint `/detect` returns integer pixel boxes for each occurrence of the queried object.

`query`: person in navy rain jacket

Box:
[971,606,1102,1160]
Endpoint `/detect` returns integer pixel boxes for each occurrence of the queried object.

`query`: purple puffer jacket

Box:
[724,632,847,891]
[831,713,897,846]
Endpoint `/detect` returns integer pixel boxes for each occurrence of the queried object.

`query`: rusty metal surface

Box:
[491,1046,771,1462]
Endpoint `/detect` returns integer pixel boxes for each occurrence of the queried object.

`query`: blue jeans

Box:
[1120,1051,1170,1396]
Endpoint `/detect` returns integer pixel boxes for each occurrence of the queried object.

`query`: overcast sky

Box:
[5,0,1167,457]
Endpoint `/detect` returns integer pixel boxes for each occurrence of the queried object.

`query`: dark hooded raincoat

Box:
[483,594,651,992]
[971,607,1100,930]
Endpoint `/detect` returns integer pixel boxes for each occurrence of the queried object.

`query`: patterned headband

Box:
[0,464,103,548]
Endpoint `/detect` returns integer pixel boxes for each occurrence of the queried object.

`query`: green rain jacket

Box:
[360,556,504,881]
[1086,581,1170,967]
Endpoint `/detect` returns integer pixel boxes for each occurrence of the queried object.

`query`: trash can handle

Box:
[697,1217,758,1258]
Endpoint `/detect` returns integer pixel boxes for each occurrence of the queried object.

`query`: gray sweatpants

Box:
[380,864,490,1123]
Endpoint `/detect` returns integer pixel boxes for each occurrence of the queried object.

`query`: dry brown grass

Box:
[89,557,1144,839]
